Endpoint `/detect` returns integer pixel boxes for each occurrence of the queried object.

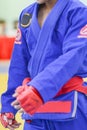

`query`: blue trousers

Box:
[23,110,87,130]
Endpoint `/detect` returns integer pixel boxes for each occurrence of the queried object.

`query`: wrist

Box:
[29,86,44,103]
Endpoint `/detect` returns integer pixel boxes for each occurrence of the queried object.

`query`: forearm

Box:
[29,44,87,102]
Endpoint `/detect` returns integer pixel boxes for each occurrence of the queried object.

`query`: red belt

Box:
[23,76,87,114]
[56,76,87,97]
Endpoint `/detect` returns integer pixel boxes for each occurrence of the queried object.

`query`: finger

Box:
[10,123,21,128]
[18,108,24,113]
[13,104,21,110]
[12,93,18,98]
[7,125,15,130]
[15,86,24,93]
[13,122,21,125]
[7,125,20,130]
[12,122,21,127]
[11,100,19,106]
[27,107,37,115]
[8,119,13,125]
[7,123,21,130]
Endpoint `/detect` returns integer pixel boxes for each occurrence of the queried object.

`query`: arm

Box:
[1,17,30,115]
[0,3,35,129]
[28,8,87,102]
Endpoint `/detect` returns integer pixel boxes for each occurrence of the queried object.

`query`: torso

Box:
[37,4,52,27]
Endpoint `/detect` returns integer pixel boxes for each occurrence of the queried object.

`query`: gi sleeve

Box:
[29,8,87,102]
[1,13,30,114]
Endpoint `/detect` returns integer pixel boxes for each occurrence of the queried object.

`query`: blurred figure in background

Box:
[11,20,18,36]
[13,20,18,30]
[0,0,87,130]
[0,19,6,36]
[6,20,18,37]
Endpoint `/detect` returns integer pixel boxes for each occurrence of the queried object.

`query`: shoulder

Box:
[65,0,87,23]
[67,0,87,16]
[20,2,36,16]
[69,0,87,9]
[56,0,87,37]
[18,3,36,28]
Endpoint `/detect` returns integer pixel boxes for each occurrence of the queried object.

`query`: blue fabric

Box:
[24,117,87,130]
[22,91,77,120]
[23,93,87,130]
[23,110,87,130]
[1,0,87,127]
[28,0,87,102]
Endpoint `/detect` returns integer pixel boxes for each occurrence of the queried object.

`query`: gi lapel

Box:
[30,0,70,78]
[30,4,41,40]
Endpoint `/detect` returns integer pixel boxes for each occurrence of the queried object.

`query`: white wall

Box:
[81,0,87,4]
[0,0,35,34]
[0,0,35,20]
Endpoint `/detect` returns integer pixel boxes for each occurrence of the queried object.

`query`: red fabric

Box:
[37,101,71,113]
[16,76,87,114]
[15,85,28,94]
[5,113,14,119]
[16,77,44,114]
[0,36,15,59]
[22,77,31,85]
[35,76,87,113]
[17,86,43,115]
[15,77,31,94]
[56,76,87,97]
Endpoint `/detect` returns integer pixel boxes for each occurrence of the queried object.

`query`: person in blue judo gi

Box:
[1,0,87,129]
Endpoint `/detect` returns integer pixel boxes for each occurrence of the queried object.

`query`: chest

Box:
[25,7,70,56]
[37,7,51,27]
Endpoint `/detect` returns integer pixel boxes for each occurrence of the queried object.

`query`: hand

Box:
[12,86,43,115]
[11,98,24,114]
[11,77,31,113]
[11,85,29,113]
[12,77,31,95]
[22,77,31,86]
[0,113,21,130]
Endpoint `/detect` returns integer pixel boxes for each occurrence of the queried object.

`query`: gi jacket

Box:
[1,0,87,121]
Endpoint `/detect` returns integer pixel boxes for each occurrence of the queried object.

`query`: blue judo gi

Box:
[1,0,87,129]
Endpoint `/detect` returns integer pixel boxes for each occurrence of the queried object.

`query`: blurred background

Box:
[0,0,87,130]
